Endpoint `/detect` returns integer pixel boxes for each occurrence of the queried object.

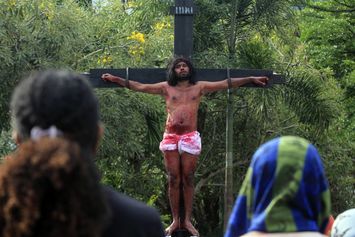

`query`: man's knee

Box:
[182,172,194,187]
[168,173,180,188]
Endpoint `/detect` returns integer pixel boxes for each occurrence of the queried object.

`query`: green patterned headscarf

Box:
[225,136,331,237]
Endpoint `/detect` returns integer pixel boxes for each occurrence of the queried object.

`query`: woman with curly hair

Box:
[0,137,107,237]
[6,70,164,237]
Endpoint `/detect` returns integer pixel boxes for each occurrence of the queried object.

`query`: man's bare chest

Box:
[166,88,201,104]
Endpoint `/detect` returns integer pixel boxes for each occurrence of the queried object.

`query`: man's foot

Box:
[165,221,179,236]
[182,220,199,236]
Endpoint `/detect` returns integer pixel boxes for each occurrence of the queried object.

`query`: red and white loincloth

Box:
[159,131,201,155]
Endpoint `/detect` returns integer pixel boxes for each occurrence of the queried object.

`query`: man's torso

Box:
[164,83,202,134]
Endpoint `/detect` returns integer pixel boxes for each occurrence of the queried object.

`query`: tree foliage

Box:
[0,0,353,236]
[300,1,354,78]
[0,0,93,129]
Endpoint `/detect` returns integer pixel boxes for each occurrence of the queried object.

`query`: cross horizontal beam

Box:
[86,68,284,88]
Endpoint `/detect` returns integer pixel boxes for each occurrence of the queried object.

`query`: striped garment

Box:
[225,136,331,237]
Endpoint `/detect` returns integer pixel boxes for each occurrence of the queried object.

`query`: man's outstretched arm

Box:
[200,76,268,94]
[101,73,166,95]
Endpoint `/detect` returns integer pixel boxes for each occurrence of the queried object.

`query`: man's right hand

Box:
[250,76,268,86]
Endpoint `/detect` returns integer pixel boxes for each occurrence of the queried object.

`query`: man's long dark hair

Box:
[167,56,196,86]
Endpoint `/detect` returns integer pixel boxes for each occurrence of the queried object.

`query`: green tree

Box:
[0,0,353,235]
[0,0,94,130]
[298,0,355,214]
[300,0,354,78]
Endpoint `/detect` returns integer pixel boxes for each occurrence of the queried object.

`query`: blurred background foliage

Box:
[0,0,353,235]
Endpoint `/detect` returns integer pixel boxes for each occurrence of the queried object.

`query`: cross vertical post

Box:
[224,85,234,231]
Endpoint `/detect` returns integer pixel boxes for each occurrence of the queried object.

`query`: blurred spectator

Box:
[0,137,107,237]
[331,209,355,237]
[8,70,165,237]
[225,136,331,237]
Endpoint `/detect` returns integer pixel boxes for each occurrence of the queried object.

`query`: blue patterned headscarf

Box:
[225,136,331,237]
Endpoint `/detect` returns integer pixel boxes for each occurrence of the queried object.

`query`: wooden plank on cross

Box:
[86,68,284,88]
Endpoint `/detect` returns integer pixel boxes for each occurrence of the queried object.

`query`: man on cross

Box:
[101,56,268,236]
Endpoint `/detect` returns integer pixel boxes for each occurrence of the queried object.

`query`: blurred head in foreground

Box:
[225,136,331,237]
[0,70,108,237]
[331,209,355,237]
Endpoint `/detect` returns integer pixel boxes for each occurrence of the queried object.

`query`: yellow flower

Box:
[6,0,16,10]
[39,2,45,11]
[45,11,54,21]
[127,1,137,8]
[127,31,145,44]
[154,22,165,31]
[39,1,55,21]
[8,0,16,7]
[253,33,261,41]
[153,20,172,32]
[97,55,113,65]
[128,45,144,57]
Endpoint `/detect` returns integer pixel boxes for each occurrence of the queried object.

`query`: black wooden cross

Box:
[85,1,284,236]
[87,0,283,88]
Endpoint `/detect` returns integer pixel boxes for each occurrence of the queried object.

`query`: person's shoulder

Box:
[242,232,327,237]
[101,185,165,237]
[157,81,169,93]
[103,185,159,216]
[195,80,212,89]
[195,80,213,95]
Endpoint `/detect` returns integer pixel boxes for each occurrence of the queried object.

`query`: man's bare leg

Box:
[164,150,181,236]
[181,152,199,236]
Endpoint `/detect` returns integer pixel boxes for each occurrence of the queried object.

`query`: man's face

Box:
[174,61,190,80]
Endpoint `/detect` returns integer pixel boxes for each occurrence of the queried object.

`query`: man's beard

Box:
[176,72,191,81]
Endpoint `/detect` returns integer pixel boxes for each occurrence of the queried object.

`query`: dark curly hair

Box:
[10,70,99,150]
[0,137,108,237]
[166,56,196,86]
